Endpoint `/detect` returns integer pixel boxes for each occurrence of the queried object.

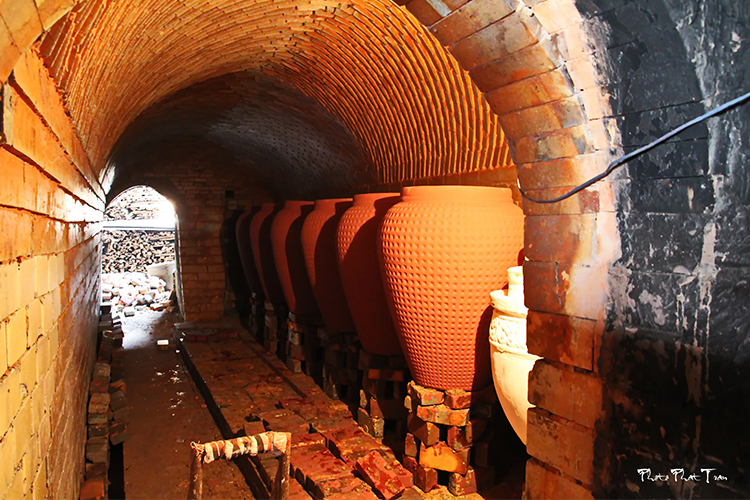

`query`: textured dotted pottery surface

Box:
[379,186,524,391]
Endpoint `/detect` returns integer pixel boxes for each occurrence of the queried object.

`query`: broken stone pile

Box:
[101,230,175,273]
[102,272,173,316]
[104,185,174,221]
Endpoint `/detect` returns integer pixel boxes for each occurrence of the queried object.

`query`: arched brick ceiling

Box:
[39,0,514,192]
[109,72,377,198]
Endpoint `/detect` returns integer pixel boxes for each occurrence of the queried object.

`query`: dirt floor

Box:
[120,310,253,499]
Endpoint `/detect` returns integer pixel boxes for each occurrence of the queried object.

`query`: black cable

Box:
[518,89,750,204]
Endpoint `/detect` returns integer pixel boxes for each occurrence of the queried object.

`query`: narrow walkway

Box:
[120,311,253,499]
[175,322,521,500]
[117,312,524,499]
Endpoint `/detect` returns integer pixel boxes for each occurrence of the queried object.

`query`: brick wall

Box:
[582,1,750,497]
[0,47,103,499]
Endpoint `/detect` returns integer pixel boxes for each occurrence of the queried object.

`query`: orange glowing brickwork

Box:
[40,0,513,188]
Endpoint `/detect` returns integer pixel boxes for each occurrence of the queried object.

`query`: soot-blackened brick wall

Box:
[579,1,750,497]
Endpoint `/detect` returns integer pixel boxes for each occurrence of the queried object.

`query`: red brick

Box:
[415,404,469,427]
[0,17,20,80]
[526,312,598,371]
[449,13,536,72]
[358,407,384,437]
[448,467,478,496]
[292,433,327,450]
[332,435,385,465]
[294,447,352,489]
[485,69,575,116]
[79,477,106,500]
[407,414,440,446]
[311,477,375,499]
[446,426,470,451]
[526,409,594,485]
[408,382,444,406]
[355,451,407,500]
[405,0,443,27]
[524,214,597,265]
[403,455,418,474]
[243,420,266,437]
[470,44,558,93]
[413,465,438,492]
[404,433,419,457]
[528,361,603,428]
[418,442,469,474]
[430,0,513,46]
[525,458,594,500]
[512,125,595,164]
[0,0,42,53]
[324,487,380,500]
[499,97,586,140]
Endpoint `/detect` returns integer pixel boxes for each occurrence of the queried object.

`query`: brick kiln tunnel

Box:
[1,0,749,499]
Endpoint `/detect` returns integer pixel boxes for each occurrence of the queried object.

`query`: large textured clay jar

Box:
[250,203,286,304]
[379,186,524,391]
[337,193,402,356]
[271,201,319,317]
[236,207,264,298]
[301,198,355,333]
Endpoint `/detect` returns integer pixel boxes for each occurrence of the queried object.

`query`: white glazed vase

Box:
[489,266,539,445]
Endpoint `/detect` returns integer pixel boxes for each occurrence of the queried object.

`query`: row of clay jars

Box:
[241,196,404,357]
[240,186,523,392]
[235,207,265,299]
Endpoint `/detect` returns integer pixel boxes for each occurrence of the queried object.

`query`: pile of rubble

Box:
[102,272,174,316]
[101,230,175,273]
[105,185,175,221]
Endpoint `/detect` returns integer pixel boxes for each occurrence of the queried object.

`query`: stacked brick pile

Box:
[248,293,266,343]
[255,395,417,499]
[286,312,323,380]
[263,302,288,359]
[357,350,409,441]
[102,272,173,316]
[402,383,498,496]
[318,328,361,406]
[80,304,130,500]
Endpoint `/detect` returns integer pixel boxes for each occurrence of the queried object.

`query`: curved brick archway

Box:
[0,0,618,498]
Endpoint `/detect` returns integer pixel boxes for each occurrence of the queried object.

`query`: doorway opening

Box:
[101,186,178,319]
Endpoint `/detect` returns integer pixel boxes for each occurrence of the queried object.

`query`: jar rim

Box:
[353,192,400,204]
[401,185,513,203]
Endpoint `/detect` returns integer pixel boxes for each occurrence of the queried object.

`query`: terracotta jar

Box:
[490,266,538,445]
[236,207,264,298]
[337,193,402,356]
[270,201,319,317]
[301,198,355,333]
[379,186,524,391]
[249,203,286,304]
